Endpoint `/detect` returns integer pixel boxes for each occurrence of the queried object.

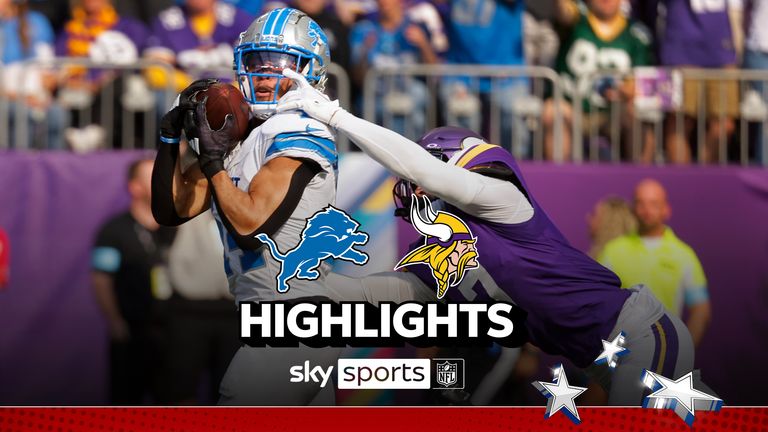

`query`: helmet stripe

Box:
[456,144,498,168]
[263,9,280,35]
[273,8,294,36]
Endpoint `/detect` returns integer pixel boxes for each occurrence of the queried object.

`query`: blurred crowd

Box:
[3,0,768,163]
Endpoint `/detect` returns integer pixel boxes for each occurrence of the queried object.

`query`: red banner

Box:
[0,407,765,432]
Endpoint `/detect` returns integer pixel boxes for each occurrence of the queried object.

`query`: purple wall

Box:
[1,152,766,405]
[0,151,149,405]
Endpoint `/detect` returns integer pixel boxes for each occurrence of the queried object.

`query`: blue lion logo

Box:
[307,20,328,49]
[255,206,369,293]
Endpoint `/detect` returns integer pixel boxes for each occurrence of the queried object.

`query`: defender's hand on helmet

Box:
[195,98,236,179]
[277,68,346,128]
[159,78,218,142]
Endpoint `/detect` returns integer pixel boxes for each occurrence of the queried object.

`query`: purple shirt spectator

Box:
[55,4,148,63]
[633,0,736,67]
[145,2,254,74]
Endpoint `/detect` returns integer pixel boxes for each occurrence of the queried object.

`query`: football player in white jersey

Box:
[150,8,342,405]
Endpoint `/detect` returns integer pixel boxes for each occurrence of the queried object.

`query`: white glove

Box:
[276,68,346,128]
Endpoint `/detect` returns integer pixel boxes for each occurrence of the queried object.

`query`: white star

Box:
[594,331,629,369]
[532,364,587,424]
[642,370,723,426]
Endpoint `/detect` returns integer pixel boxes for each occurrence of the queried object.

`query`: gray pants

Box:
[218,344,343,406]
[586,285,713,405]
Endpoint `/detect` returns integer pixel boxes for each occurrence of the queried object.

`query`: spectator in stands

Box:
[439,0,529,157]
[523,10,559,68]
[163,211,240,404]
[144,0,254,92]
[350,0,438,137]
[542,0,653,161]
[743,0,768,163]
[598,179,711,347]
[405,0,448,55]
[633,0,741,164]
[56,0,149,77]
[0,227,8,289]
[293,0,351,78]
[55,0,150,150]
[587,196,637,258]
[1,0,67,149]
[91,158,176,404]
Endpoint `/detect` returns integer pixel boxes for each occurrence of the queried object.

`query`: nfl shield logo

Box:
[436,361,458,387]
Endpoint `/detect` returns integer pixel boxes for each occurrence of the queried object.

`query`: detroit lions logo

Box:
[307,20,328,49]
[256,206,369,293]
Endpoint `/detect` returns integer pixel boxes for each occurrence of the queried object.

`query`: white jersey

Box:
[211,111,338,302]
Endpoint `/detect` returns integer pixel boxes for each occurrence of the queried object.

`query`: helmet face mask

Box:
[393,179,417,222]
[234,8,330,119]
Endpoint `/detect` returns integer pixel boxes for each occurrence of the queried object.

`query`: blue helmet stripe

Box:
[272,8,293,36]
[263,9,280,35]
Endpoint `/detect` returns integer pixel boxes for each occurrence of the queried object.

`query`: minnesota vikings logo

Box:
[396,196,479,299]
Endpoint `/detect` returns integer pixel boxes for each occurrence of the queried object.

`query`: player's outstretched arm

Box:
[193,101,322,251]
[152,79,217,225]
[277,69,532,224]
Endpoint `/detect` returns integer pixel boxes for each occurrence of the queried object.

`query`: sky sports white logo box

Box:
[338,359,431,389]
[333,358,465,390]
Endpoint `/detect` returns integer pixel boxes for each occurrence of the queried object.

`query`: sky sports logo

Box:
[289,358,465,390]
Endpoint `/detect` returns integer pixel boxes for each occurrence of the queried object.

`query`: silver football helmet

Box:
[234,8,331,119]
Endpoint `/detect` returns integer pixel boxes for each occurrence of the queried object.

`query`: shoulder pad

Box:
[261,112,335,142]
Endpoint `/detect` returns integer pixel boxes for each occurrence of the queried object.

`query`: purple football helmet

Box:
[393,126,487,220]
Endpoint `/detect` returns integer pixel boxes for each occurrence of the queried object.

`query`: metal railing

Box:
[3,58,768,167]
[363,64,566,162]
[0,59,352,152]
[570,67,768,166]
[0,57,178,150]
[364,64,768,166]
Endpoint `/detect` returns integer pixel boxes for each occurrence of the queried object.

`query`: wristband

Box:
[159,135,181,144]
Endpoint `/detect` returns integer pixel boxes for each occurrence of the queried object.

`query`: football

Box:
[195,83,251,142]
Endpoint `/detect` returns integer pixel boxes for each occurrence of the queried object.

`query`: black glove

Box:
[195,98,237,179]
[159,78,218,143]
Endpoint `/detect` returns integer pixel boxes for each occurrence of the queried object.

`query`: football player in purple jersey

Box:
[279,69,717,405]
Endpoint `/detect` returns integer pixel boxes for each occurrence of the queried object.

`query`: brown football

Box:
[195,83,251,141]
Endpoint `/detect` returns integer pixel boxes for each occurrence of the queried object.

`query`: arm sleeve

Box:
[151,142,193,227]
[333,111,533,224]
[682,252,709,306]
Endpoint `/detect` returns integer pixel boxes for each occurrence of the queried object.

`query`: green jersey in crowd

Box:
[554,7,653,111]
